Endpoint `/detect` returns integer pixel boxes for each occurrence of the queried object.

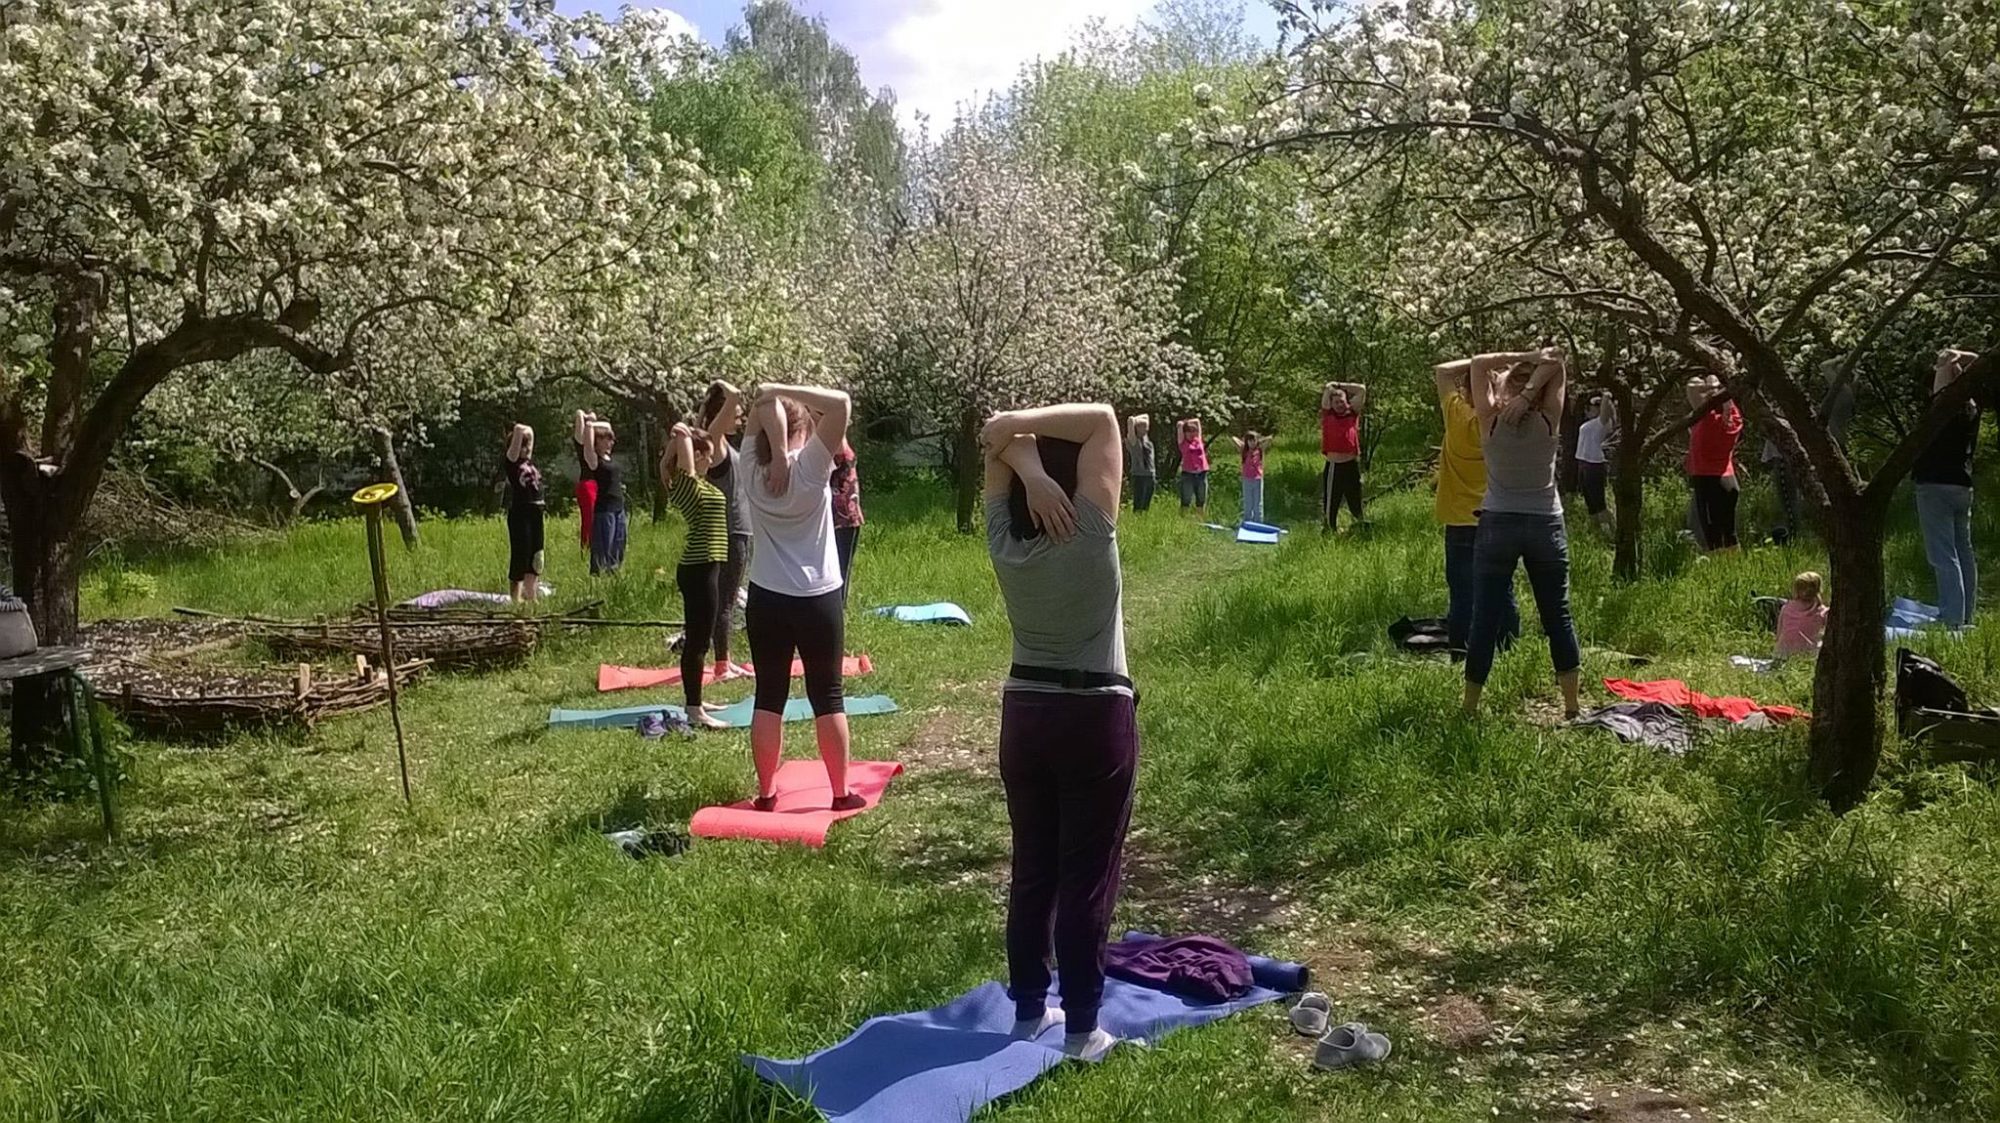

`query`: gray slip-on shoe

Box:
[1289,992,1332,1037]
[1313,1024,1391,1071]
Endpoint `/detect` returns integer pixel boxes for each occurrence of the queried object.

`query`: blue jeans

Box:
[1445,524,1518,654]
[1916,484,1976,626]
[1241,477,1264,524]
[590,507,628,575]
[1465,513,1580,687]
[1178,470,1209,510]
[1131,475,1156,512]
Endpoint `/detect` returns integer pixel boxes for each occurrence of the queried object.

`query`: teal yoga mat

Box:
[548,694,901,731]
[874,603,972,626]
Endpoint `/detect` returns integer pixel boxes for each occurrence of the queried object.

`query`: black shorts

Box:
[508,506,545,582]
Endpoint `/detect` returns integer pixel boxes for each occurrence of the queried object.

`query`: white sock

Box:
[1010,1008,1065,1040]
[1061,1027,1118,1062]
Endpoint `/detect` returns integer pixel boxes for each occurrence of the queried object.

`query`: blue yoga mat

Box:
[1240,521,1286,535]
[874,603,973,626]
[1887,597,1940,629]
[548,694,901,731]
[746,932,1305,1123]
[1236,527,1280,545]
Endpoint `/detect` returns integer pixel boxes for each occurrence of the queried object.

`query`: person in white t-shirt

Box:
[743,382,861,812]
[1574,394,1615,534]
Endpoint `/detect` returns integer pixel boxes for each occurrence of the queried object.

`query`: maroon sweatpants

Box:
[999,689,1140,1036]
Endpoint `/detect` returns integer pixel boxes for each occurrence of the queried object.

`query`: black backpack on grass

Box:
[1896,648,1969,723]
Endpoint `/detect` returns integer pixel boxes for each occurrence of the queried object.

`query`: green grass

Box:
[6,449,2000,1121]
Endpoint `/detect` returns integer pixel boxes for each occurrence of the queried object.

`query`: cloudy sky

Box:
[555,1,1276,127]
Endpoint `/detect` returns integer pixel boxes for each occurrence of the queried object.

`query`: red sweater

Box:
[1321,410,1359,457]
[1687,402,1742,477]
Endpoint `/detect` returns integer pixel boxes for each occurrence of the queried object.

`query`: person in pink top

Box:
[1230,430,1274,524]
[1176,418,1214,516]
[1776,571,1828,659]
[1684,374,1744,552]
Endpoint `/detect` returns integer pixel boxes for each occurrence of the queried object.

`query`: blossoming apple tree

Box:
[0,0,721,647]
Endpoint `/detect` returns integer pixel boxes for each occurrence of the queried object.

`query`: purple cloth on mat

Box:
[745,932,1307,1123]
[399,589,513,610]
[1103,934,1253,1003]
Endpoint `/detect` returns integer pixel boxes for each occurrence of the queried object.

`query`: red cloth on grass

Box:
[1603,678,1805,723]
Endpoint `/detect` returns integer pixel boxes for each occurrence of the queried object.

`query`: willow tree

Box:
[1222,0,1998,807]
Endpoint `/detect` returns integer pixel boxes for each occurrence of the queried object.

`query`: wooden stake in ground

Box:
[352,483,413,806]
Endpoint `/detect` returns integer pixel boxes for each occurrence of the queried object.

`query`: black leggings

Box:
[1323,460,1364,528]
[713,533,749,664]
[677,562,723,708]
[835,525,860,605]
[746,584,846,717]
[1690,474,1740,549]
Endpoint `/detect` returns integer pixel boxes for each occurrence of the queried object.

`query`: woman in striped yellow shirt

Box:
[663,423,735,730]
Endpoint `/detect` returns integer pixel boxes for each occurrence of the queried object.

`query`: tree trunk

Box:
[1808,505,1890,811]
[646,419,667,524]
[953,409,981,534]
[368,427,420,548]
[1610,421,1647,581]
[1,465,86,779]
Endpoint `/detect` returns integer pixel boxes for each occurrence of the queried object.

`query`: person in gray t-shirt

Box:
[1463,347,1581,720]
[1124,414,1157,512]
[982,402,1134,1064]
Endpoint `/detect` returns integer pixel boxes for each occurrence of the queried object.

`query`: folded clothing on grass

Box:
[1572,701,1695,755]
[597,655,873,692]
[1603,678,1805,724]
[548,694,900,731]
[689,759,903,847]
[745,931,1305,1123]
[1103,933,1255,1003]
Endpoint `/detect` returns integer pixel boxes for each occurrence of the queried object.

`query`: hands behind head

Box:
[1021,470,1078,543]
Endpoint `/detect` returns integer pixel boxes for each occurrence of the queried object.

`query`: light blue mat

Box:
[548,695,901,731]
[1236,527,1280,545]
[874,603,973,626]
[745,932,1306,1123]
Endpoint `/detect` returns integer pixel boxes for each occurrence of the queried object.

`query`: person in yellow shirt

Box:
[1432,358,1520,654]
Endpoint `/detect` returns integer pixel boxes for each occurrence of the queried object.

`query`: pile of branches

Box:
[250,600,604,669]
[83,470,264,555]
[87,653,428,738]
[259,619,542,670]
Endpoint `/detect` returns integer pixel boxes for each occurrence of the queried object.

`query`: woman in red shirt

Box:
[1684,375,1743,551]
[1320,381,1367,531]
